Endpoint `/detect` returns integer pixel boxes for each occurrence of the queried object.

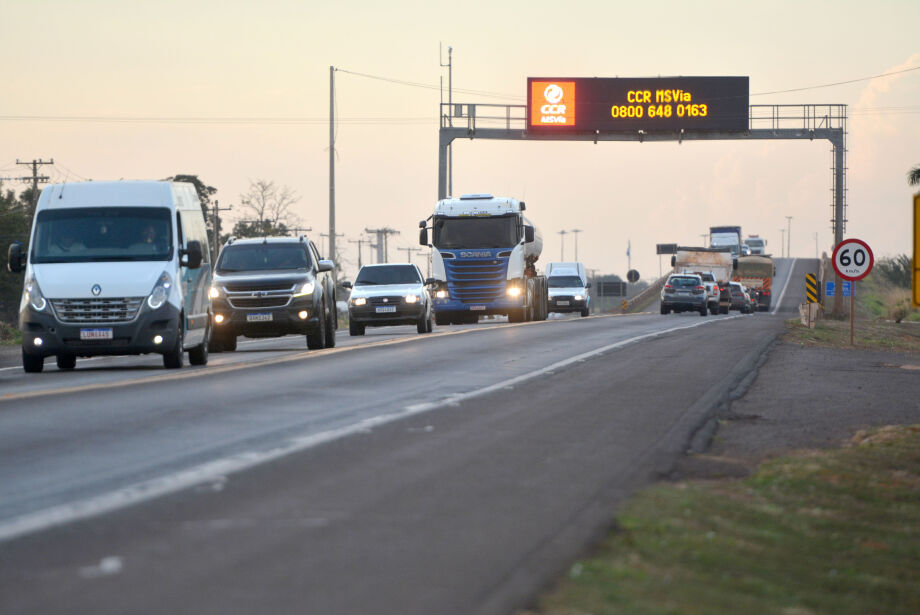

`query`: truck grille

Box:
[51,298,144,324]
[445,258,508,304]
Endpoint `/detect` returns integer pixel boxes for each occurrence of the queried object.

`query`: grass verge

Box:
[526,425,920,615]
[0,321,21,346]
[783,318,920,353]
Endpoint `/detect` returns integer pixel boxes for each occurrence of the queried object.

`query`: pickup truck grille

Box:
[445,258,508,304]
[224,281,295,292]
[51,297,144,324]
[228,296,291,309]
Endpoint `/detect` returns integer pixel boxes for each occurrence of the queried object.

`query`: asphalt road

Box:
[1,258,810,615]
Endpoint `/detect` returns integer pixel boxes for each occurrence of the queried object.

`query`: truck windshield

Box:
[217,244,311,272]
[548,276,584,288]
[31,207,172,263]
[355,265,421,285]
[433,216,519,250]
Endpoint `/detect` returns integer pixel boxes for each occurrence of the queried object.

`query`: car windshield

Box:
[668,276,699,288]
[548,276,584,288]
[31,207,173,263]
[355,265,421,285]
[217,243,311,272]
[433,215,520,249]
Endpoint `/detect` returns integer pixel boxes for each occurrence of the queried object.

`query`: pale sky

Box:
[2,0,918,280]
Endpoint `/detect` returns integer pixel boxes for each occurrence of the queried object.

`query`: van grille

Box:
[444,258,508,304]
[51,298,144,324]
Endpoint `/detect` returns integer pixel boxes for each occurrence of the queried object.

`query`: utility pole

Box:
[348,237,368,270]
[320,232,344,258]
[699,233,708,246]
[329,66,337,275]
[16,158,53,214]
[398,246,423,265]
[440,44,453,196]
[779,229,786,258]
[209,200,232,263]
[814,232,819,259]
[569,229,582,261]
[365,228,400,263]
[558,229,567,260]
[785,216,793,258]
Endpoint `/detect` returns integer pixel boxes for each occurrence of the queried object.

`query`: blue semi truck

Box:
[419,194,548,325]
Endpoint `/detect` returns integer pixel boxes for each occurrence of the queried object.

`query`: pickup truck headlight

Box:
[25,276,47,312]
[293,280,315,297]
[209,285,221,299]
[147,271,173,310]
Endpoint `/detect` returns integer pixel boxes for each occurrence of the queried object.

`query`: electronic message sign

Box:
[528,77,749,133]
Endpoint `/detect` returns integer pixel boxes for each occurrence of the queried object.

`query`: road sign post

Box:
[832,238,874,346]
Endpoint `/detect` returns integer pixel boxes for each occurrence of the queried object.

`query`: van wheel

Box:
[307,307,326,350]
[349,320,365,336]
[22,348,44,373]
[163,329,184,369]
[324,306,337,348]
[56,354,77,370]
[188,327,209,366]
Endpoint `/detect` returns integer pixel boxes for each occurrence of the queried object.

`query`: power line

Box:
[752,64,920,96]
[336,67,523,101]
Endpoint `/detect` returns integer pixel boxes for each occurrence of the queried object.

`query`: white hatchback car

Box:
[342,263,434,335]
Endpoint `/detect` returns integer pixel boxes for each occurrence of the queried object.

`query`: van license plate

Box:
[80,328,113,340]
[375,306,396,313]
[557,300,569,306]
[247,313,273,322]
[470,305,486,311]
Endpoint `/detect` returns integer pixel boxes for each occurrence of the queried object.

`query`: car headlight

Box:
[574,294,584,301]
[352,297,366,306]
[147,271,172,310]
[25,276,47,312]
[293,280,315,297]
[209,285,221,299]
[405,294,419,304]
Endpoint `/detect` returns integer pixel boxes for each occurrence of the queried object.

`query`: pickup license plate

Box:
[557,300,570,306]
[375,306,396,313]
[469,305,486,311]
[80,328,113,341]
[246,313,273,322]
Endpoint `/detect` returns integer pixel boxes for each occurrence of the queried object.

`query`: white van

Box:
[8,181,211,372]
[545,261,591,317]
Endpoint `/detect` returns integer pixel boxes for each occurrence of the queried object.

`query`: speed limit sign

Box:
[832,238,874,281]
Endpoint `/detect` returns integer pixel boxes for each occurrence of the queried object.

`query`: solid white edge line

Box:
[771,257,797,315]
[0,314,740,543]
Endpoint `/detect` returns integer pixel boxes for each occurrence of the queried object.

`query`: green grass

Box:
[527,426,920,615]
[0,320,20,346]
[783,318,920,353]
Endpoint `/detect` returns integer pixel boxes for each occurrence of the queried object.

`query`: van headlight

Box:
[147,271,172,310]
[25,276,47,312]
[293,280,315,297]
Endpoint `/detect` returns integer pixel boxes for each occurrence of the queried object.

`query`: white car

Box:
[343,263,434,335]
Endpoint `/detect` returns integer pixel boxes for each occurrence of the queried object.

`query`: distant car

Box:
[343,263,433,335]
[209,236,338,351]
[660,273,708,316]
[546,263,591,317]
[729,282,755,314]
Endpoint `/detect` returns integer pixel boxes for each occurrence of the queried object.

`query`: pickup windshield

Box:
[433,215,519,250]
[217,244,311,272]
[31,207,173,263]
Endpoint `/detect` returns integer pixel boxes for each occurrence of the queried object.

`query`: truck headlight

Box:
[293,280,315,297]
[352,297,366,306]
[147,271,172,310]
[25,276,47,312]
[435,289,448,299]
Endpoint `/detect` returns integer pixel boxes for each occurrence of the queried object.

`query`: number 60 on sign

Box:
[832,238,874,281]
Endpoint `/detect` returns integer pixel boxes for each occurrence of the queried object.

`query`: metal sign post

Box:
[832,239,874,346]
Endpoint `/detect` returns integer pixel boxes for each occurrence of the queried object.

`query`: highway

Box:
[1,258,807,615]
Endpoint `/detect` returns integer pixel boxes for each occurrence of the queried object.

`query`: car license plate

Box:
[375,306,396,313]
[470,305,486,311]
[557,300,570,306]
[80,328,113,341]
[246,313,273,322]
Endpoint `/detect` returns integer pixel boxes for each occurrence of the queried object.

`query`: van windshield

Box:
[217,243,311,272]
[548,276,584,288]
[31,207,172,263]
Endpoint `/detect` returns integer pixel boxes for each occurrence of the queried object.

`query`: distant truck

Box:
[733,255,775,311]
[744,235,766,255]
[419,194,548,324]
[672,246,734,314]
[710,225,743,257]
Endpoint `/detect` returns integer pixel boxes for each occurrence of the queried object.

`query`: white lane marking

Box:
[771,257,797,315]
[0,314,739,543]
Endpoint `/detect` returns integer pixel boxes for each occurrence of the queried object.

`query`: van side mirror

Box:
[341,281,353,289]
[419,228,429,246]
[7,242,24,273]
[181,240,203,269]
[732,258,738,271]
[317,259,334,273]
[524,226,535,243]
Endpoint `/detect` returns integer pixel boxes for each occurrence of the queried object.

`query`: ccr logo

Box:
[530,80,575,126]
